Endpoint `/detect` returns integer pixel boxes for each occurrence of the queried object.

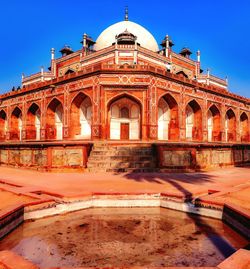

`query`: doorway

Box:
[120,123,129,140]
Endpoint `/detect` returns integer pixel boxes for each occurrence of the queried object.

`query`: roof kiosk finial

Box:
[125,6,129,21]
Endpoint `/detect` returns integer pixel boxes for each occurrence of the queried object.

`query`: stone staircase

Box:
[87,143,158,172]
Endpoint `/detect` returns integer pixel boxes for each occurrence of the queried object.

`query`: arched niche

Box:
[158,94,179,141]
[70,93,92,139]
[10,107,22,141]
[46,99,63,140]
[27,103,41,140]
[225,109,236,142]
[207,105,221,142]
[185,100,202,141]
[0,110,7,140]
[240,112,249,142]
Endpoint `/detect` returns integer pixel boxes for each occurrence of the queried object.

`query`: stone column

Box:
[148,79,158,140]
[40,94,47,140]
[221,104,226,142]
[203,96,208,142]
[92,78,102,140]
[63,85,69,139]
[236,107,241,142]
[179,91,186,141]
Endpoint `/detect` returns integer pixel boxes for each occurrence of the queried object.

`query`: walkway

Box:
[0,166,249,211]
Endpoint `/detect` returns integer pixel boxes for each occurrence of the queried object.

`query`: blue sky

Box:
[0,0,249,97]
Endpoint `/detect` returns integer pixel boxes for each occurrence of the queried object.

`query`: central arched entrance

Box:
[108,95,141,140]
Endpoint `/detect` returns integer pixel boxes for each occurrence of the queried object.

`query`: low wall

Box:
[0,142,92,171]
[0,142,250,171]
[156,143,250,171]
[222,203,250,240]
[0,206,24,240]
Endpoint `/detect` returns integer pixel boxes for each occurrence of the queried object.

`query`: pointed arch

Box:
[65,68,76,75]
[207,104,221,142]
[240,112,249,142]
[225,108,236,142]
[185,99,202,141]
[46,98,63,140]
[107,93,142,110]
[10,107,22,140]
[176,70,188,78]
[158,93,179,141]
[70,92,92,139]
[0,110,7,140]
[108,93,142,140]
[27,103,41,140]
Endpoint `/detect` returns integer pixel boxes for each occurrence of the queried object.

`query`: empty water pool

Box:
[0,207,248,268]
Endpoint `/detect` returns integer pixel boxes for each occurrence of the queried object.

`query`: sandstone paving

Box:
[0,190,38,211]
[0,166,249,212]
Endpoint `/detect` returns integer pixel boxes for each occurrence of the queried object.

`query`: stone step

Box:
[88,155,156,162]
[87,160,156,169]
[87,167,160,173]
[87,143,157,173]
[92,146,154,151]
[90,150,154,156]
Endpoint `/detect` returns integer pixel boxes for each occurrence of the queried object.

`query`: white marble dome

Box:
[94,20,159,52]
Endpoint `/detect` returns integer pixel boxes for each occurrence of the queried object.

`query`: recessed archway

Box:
[0,110,7,140]
[225,109,236,142]
[27,103,41,140]
[240,112,249,142]
[207,105,221,142]
[46,99,63,140]
[70,93,92,139]
[185,100,202,141]
[108,95,141,140]
[10,107,22,141]
[158,94,179,141]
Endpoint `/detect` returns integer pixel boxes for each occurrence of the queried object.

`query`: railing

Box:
[198,74,227,86]
[23,71,55,84]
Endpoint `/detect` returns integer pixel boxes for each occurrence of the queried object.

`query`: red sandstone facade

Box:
[0,16,249,171]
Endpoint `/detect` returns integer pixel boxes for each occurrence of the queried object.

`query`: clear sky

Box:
[0,0,249,97]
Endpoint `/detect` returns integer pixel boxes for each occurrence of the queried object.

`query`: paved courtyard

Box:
[0,166,249,211]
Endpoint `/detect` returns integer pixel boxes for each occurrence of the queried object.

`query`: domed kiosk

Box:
[94,13,159,52]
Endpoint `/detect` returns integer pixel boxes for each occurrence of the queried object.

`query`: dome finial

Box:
[124,6,129,21]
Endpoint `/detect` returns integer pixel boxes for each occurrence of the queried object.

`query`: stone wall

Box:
[0,206,24,240]
[0,142,91,171]
[157,144,250,170]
